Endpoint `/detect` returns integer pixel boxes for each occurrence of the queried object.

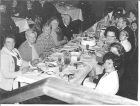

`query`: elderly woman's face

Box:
[51,20,59,30]
[103,59,114,72]
[5,38,15,51]
[119,31,127,41]
[26,31,37,44]
[110,47,120,56]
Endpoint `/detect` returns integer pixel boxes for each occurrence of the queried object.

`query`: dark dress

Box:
[123,26,135,57]
[60,20,82,41]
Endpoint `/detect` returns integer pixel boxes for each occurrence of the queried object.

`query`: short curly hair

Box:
[103,52,121,71]
[109,42,125,56]
[104,26,120,41]
[120,30,129,38]
[3,33,16,46]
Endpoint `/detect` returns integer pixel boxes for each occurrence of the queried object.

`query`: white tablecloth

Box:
[15,38,100,87]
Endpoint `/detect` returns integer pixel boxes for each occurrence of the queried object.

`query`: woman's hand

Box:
[39,53,46,60]
[59,38,68,46]
[30,59,40,67]
[21,66,30,74]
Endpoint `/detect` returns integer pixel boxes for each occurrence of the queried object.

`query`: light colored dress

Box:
[95,71,119,95]
[0,47,22,91]
[83,71,119,95]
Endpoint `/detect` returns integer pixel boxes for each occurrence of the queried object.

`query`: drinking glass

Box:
[86,44,89,50]
[77,55,81,61]
[64,56,71,65]
[64,52,71,66]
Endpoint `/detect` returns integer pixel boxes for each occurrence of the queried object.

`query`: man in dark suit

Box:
[60,14,82,41]
[60,14,73,41]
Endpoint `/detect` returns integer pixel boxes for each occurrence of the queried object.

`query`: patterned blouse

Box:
[35,32,55,56]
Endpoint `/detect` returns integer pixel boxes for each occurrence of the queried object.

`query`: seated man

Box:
[18,29,39,62]
[97,26,120,52]
[119,30,132,52]
[61,14,82,41]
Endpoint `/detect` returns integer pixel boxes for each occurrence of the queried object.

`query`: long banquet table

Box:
[15,36,105,89]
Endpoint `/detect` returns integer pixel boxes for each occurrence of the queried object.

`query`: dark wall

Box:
[72,0,138,30]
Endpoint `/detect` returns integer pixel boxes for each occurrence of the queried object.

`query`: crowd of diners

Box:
[0,0,138,96]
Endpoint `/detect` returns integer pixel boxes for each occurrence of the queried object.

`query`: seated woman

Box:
[0,34,30,91]
[35,23,56,57]
[83,52,121,95]
[119,30,132,52]
[131,21,138,50]
[18,29,39,62]
[46,17,68,47]
[109,42,125,57]
[109,42,125,78]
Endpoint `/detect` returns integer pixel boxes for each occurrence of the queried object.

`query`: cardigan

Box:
[18,41,39,62]
[0,47,21,91]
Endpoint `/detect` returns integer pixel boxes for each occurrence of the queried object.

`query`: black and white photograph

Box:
[0,0,139,104]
